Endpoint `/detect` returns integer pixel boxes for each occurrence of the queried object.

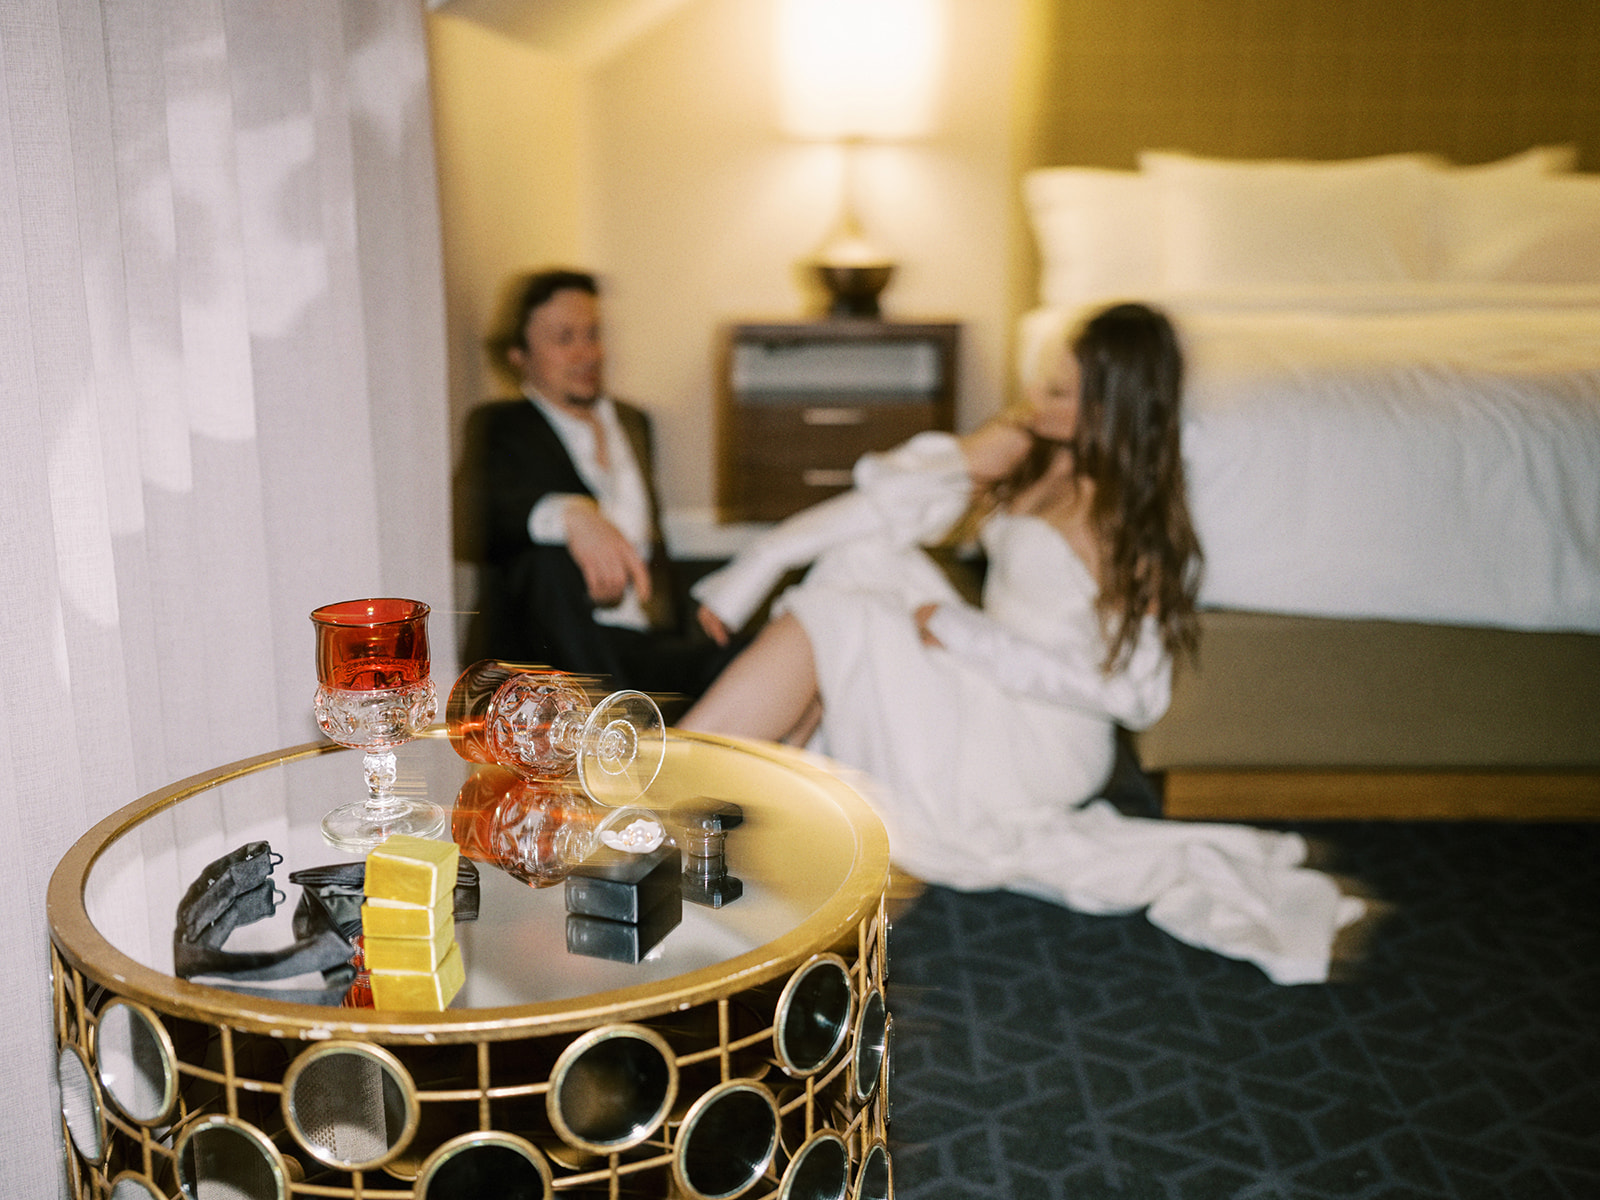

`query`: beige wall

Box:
[429,0,1029,557]
[428,14,585,437]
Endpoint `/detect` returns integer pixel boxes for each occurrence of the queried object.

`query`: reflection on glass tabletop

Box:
[65,730,887,1025]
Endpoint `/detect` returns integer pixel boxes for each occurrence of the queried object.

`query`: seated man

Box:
[459,269,734,700]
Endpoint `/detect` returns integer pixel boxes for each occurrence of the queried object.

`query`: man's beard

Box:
[561,388,601,409]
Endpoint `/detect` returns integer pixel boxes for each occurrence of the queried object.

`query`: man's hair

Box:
[489,268,600,371]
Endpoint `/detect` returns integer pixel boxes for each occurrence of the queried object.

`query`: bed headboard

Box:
[1022,0,1600,172]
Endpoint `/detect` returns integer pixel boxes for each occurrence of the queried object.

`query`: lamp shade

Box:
[775,0,943,141]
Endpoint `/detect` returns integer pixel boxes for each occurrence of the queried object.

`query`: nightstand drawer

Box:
[724,401,943,521]
[731,401,939,466]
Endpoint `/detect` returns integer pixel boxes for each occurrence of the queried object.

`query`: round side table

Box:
[48,729,894,1200]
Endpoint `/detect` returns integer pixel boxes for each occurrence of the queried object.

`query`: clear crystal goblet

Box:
[310,598,446,851]
[451,767,636,887]
[445,660,665,808]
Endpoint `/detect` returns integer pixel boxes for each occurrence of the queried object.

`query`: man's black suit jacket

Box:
[459,397,680,678]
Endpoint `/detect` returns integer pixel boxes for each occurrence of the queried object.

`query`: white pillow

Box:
[1140,151,1437,288]
[1023,167,1162,307]
[1439,174,1600,283]
[1454,145,1578,176]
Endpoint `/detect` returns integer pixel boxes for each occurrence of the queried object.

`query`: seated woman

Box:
[682,302,1363,985]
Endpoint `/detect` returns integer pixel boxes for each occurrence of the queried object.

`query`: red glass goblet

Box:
[311,598,445,850]
[445,660,665,808]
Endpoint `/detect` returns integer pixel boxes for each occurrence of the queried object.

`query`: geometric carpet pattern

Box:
[886,821,1600,1199]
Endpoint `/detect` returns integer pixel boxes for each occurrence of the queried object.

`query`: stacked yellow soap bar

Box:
[361,834,465,1011]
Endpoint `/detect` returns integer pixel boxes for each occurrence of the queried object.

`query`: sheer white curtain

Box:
[0,1,455,1187]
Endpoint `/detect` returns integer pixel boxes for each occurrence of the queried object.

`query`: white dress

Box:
[693,433,1363,985]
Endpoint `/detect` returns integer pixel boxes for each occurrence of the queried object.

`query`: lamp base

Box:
[813,261,894,319]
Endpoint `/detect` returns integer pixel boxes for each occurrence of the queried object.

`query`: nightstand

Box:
[716,319,959,522]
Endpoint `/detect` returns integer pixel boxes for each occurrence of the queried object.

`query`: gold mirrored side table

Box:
[48,729,894,1199]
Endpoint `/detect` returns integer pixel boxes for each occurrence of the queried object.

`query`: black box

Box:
[566,896,682,963]
[564,844,681,923]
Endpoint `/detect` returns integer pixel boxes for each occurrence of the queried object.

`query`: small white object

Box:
[600,817,665,854]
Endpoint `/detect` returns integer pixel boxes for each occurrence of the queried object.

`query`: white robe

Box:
[693,433,1363,985]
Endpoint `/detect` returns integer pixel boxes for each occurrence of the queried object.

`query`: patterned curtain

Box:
[0,1,455,1186]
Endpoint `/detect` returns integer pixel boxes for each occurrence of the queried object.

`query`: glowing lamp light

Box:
[774,0,945,317]
[776,0,943,142]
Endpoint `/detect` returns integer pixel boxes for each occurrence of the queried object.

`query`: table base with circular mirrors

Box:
[47,729,895,1200]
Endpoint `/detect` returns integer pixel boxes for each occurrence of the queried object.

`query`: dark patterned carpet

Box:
[884,820,1600,1199]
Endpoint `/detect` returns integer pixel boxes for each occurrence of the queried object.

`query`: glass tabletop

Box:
[50,729,890,1037]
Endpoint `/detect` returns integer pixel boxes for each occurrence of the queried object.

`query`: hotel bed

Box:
[1020,148,1600,818]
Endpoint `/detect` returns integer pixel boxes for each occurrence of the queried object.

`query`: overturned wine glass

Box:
[445,660,666,807]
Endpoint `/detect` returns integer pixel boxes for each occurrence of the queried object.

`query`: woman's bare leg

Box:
[679,613,821,742]
[784,694,824,747]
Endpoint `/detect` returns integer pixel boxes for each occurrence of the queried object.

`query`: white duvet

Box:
[1021,293,1600,632]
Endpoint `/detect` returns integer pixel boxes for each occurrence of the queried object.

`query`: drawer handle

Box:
[802,407,867,426]
[801,469,855,488]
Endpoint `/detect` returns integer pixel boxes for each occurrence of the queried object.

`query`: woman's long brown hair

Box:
[988,303,1202,672]
[1073,302,1202,671]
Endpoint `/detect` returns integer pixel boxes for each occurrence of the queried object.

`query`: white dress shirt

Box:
[524,390,652,631]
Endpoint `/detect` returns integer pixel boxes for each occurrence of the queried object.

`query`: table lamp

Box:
[775,0,944,318]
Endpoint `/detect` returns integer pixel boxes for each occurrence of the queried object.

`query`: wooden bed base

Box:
[1162,768,1600,822]
[1137,612,1600,823]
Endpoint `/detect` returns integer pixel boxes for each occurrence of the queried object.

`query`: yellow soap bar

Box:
[361,898,453,941]
[364,924,455,973]
[370,942,465,1011]
[365,834,459,907]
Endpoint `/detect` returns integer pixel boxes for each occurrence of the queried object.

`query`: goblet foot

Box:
[321,797,449,852]
[575,690,666,807]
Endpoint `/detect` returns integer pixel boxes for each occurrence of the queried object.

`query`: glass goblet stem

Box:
[362,749,400,812]
[551,711,586,757]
